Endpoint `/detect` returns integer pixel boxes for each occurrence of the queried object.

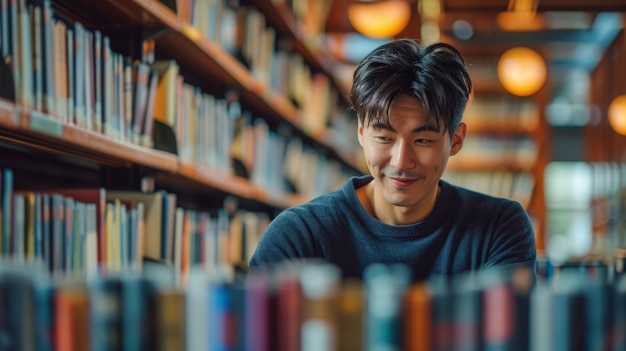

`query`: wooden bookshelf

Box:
[177,162,306,209]
[65,0,357,173]
[0,97,308,209]
[0,99,178,171]
[252,0,351,100]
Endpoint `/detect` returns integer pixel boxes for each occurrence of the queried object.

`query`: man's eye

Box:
[415,139,431,144]
[375,136,392,142]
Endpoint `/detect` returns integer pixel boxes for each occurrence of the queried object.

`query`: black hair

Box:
[349,39,472,138]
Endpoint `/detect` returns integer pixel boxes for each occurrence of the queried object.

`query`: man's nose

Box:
[390,140,416,171]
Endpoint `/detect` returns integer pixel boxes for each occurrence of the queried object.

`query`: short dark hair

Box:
[349,39,472,138]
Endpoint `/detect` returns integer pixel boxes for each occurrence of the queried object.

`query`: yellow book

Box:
[151,60,180,129]
[106,191,165,262]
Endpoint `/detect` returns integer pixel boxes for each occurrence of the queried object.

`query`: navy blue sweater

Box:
[249,175,536,282]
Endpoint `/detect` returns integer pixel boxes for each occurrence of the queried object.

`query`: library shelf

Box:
[446,155,537,173]
[0,98,178,171]
[176,162,306,209]
[252,0,351,100]
[70,0,351,170]
[0,98,307,209]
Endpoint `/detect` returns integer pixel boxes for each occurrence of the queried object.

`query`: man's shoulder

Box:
[442,180,523,211]
[443,180,514,201]
[284,176,361,214]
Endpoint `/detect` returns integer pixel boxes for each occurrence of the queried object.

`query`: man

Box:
[249,39,536,282]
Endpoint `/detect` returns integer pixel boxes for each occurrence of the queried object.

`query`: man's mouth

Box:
[388,177,417,187]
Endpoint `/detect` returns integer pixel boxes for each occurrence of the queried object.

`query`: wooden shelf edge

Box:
[0,98,16,125]
[446,155,537,172]
[465,121,539,134]
[0,100,178,172]
[178,162,304,209]
[126,0,181,30]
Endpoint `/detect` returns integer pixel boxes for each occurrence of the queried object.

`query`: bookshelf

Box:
[587,29,626,253]
[0,0,364,281]
[443,55,550,253]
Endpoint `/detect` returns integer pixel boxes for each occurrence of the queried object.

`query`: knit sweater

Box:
[249,175,536,282]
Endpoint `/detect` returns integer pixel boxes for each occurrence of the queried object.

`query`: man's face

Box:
[358,95,465,209]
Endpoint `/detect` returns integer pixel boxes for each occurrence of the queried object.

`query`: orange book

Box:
[403,283,432,351]
[54,284,90,351]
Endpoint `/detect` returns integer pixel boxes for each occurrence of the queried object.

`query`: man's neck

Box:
[357,180,441,225]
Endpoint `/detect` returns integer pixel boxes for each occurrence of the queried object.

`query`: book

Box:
[275,262,303,351]
[403,282,431,351]
[364,263,410,351]
[151,60,179,131]
[155,288,186,351]
[453,274,484,350]
[244,268,271,351]
[35,188,106,273]
[106,190,165,262]
[298,262,341,351]
[141,69,159,147]
[121,274,157,350]
[89,277,123,351]
[1,168,13,257]
[55,281,90,351]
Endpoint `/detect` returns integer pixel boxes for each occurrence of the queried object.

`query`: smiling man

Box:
[249,39,536,282]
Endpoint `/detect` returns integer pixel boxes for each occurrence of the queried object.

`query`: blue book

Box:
[121,274,156,351]
[31,271,54,351]
[364,263,410,351]
[89,277,123,351]
[1,168,13,256]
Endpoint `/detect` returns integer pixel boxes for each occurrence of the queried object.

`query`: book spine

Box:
[403,282,431,351]
[89,278,123,351]
[299,262,341,351]
[364,263,410,351]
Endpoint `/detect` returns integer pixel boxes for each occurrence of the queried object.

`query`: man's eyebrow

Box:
[413,124,440,133]
[370,122,441,133]
[371,121,393,131]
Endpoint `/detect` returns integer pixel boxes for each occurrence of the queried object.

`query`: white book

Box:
[73,22,85,128]
[93,30,102,133]
[18,0,32,108]
[83,30,94,131]
[31,5,42,111]
[66,27,74,124]
[41,0,55,116]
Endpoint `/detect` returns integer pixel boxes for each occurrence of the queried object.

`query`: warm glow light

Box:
[497,12,544,31]
[348,0,411,39]
[497,47,547,96]
[609,95,626,135]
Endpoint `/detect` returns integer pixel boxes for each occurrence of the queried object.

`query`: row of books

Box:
[173,0,337,134]
[446,134,539,171]
[1,259,626,350]
[235,116,356,197]
[464,95,540,132]
[0,0,354,193]
[0,0,158,146]
[0,167,270,286]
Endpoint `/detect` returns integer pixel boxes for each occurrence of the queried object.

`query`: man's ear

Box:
[357,120,364,147]
[450,122,466,156]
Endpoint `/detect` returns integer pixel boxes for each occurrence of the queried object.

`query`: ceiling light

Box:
[608,95,626,135]
[497,12,544,31]
[348,0,412,39]
[497,47,547,97]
